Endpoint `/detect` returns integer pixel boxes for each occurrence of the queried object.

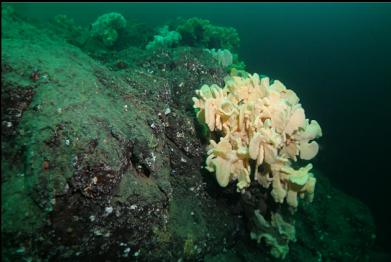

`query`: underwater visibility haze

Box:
[2,2,391,261]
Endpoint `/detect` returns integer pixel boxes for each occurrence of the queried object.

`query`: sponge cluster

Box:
[193,72,322,208]
[90,12,127,47]
[146,25,182,50]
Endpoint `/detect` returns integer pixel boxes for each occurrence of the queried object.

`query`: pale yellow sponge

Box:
[193,72,322,207]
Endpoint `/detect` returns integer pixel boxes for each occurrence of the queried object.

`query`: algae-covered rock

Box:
[1,11,233,261]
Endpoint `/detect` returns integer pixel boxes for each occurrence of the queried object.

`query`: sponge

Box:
[193,72,322,206]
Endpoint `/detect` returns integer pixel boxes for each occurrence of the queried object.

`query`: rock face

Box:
[1,8,375,261]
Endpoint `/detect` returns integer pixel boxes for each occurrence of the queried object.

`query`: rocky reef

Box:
[1,7,376,261]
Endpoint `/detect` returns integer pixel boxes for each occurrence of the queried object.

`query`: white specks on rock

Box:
[123,247,131,257]
[104,206,113,215]
[164,107,171,115]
